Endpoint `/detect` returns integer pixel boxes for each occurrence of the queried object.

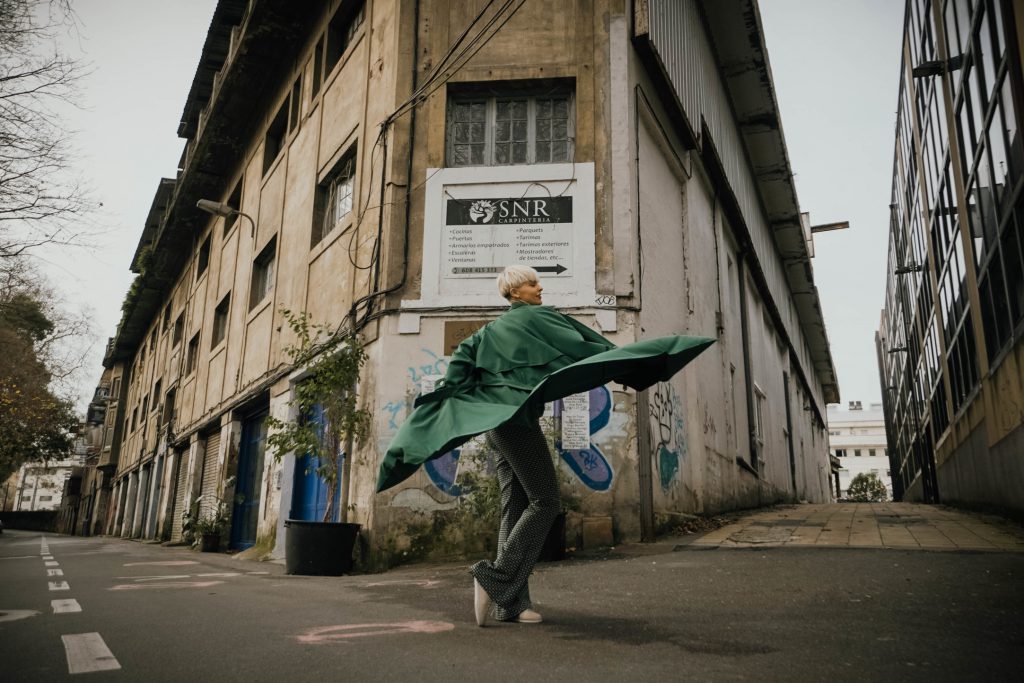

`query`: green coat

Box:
[376,303,715,492]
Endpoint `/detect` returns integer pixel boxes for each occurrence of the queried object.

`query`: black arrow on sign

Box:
[534,264,567,274]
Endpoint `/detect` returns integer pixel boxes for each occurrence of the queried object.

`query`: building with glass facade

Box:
[878,0,1023,511]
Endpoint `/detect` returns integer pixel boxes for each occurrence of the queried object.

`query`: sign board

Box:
[443,320,490,355]
[561,392,591,450]
[409,163,596,308]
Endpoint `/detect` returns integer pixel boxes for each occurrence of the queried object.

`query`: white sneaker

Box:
[513,609,543,624]
[473,579,492,627]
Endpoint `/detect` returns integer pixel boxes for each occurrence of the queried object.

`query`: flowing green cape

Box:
[376,303,715,492]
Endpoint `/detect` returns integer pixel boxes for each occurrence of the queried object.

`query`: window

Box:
[869,449,877,457]
[288,76,302,132]
[212,294,230,348]
[152,380,162,410]
[39,495,52,502]
[325,1,365,76]
[250,237,277,309]
[311,36,324,97]
[854,449,862,457]
[186,332,200,375]
[836,449,846,457]
[141,394,149,418]
[162,303,171,332]
[130,407,138,431]
[263,101,288,175]
[172,313,184,347]
[111,377,121,398]
[149,329,156,353]
[224,180,242,235]
[446,85,574,166]
[312,148,356,246]
[196,235,211,280]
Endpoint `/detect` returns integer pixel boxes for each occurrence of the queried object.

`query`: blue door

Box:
[230,410,269,550]
[289,405,341,522]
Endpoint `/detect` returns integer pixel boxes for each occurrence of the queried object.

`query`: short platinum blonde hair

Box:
[497,265,539,300]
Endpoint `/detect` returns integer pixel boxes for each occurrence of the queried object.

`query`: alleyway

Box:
[2,502,1022,681]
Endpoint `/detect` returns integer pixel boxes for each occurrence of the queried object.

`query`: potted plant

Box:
[194,500,228,552]
[266,310,372,575]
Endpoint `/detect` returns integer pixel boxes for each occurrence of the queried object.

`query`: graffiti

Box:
[557,385,615,491]
[294,621,455,644]
[406,348,449,384]
[424,449,462,496]
[650,382,687,492]
[382,401,405,431]
[702,401,717,438]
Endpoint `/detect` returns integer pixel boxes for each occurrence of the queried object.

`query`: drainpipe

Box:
[736,249,760,495]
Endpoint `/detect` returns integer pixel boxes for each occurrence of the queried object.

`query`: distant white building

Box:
[14,440,87,512]
[827,402,891,499]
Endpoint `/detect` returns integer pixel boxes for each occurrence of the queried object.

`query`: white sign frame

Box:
[406,163,597,308]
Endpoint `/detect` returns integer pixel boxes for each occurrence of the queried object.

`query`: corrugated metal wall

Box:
[646,0,826,411]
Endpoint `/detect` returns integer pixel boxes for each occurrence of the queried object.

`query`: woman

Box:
[377,265,715,626]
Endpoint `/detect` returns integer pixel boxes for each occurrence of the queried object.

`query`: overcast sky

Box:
[49,0,905,412]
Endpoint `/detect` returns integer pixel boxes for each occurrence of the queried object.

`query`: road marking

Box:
[52,599,82,614]
[122,560,198,567]
[48,569,64,577]
[246,571,270,575]
[108,580,224,591]
[0,555,38,560]
[49,581,70,591]
[363,579,442,589]
[45,561,60,567]
[115,574,192,581]
[294,621,456,644]
[0,609,40,623]
[62,633,121,674]
[195,572,240,578]
[42,555,54,560]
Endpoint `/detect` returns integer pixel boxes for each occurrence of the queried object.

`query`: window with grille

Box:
[446,86,574,167]
[186,332,200,375]
[312,149,356,247]
[250,237,277,309]
[211,294,230,349]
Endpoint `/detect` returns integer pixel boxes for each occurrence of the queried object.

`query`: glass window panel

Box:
[553,98,568,119]
[977,148,999,246]
[470,102,486,121]
[511,100,527,119]
[470,144,484,166]
[536,99,551,119]
[454,122,468,143]
[495,120,510,142]
[494,142,509,164]
[535,140,550,163]
[1002,78,1021,180]
[945,0,962,57]
[969,58,986,135]
[512,142,527,164]
[978,12,997,101]
[552,140,568,161]
[536,118,551,141]
[553,120,568,141]
[987,94,1009,212]
[512,119,527,142]
[992,0,1004,58]
[469,122,485,143]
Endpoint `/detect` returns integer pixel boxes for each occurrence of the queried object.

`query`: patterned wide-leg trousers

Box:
[469,418,560,620]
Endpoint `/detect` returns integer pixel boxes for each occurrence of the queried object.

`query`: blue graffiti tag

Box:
[557,385,614,491]
[407,348,449,384]
[424,450,462,496]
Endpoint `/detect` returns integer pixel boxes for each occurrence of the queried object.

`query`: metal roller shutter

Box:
[169,450,190,542]
[199,431,221,519]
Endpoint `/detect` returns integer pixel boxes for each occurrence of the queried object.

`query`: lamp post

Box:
[196,199,255,238]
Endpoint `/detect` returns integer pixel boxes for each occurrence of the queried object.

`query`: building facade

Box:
[827,402,892,499]
[96,0,838,567]
[878,0,1024,511]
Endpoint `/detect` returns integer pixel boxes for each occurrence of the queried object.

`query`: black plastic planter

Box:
[284,520,360,575]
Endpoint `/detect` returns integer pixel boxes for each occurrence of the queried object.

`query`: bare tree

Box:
[0,0,91,260]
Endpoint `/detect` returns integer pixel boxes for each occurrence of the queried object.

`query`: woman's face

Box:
[510,278,543,305]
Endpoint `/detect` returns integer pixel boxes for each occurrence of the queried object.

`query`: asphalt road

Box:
[1,528,1021,682]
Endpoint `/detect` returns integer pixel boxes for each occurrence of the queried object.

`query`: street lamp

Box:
[196,199,255,238]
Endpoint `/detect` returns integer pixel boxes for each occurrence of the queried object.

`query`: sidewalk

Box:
[675,502,1024,552]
